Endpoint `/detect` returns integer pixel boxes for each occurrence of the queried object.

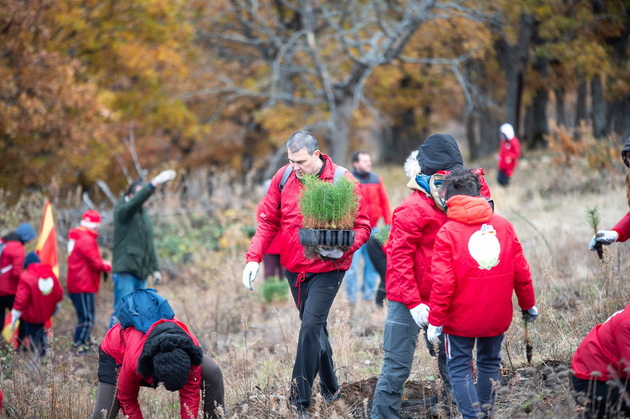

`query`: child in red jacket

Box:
[10,252,63,357]
[427,168,537,419]
[67,210,111,352]
[571,303,630,418]
[93,318,224,419]
[497,123,521,187]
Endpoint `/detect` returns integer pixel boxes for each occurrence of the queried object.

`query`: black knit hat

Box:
[137,322,204,391]
[622,136,630,168]
[416,134,464,176]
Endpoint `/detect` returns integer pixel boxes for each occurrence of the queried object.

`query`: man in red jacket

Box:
[571,304,630,418]
[10,252,63,357]
[344,151,391,310]
[426,168,537,419]
[67,210,112,352]
[243,131,371,417]
[497,122,521,187]
[93,318,224,419]
[0,223,37,330]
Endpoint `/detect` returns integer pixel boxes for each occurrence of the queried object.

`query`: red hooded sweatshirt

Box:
[572,303,630,381]
[100,318,202,419]
[66,227,111,294]
[13,263,63,324]
[428,195,536,337]
[246,154,371,274]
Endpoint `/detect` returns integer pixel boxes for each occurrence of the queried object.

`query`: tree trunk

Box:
[555,87,566,127]
[466,111,479,160]
[591,75,607,138]
[576,81,588,127]
[327,95,353,166]
[529,55,549,148]
[478,106,500,157]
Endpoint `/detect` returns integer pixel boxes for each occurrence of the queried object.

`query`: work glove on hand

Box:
[426,324,443,344]
[589,230,619,250]
[151,169,176,186]
[152,271,162,286]
[242,262,260,291]
[409,303,429,328]
[317,247,344,259]
[10,309,21,330]
[522,306,539,322]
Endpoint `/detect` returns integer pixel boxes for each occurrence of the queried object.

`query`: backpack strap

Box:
[279,165,293,193]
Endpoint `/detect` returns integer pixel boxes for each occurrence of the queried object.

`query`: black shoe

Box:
[322,387,341,403]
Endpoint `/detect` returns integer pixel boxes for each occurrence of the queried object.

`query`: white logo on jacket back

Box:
[468,224,501,270]
[38,277,54,295]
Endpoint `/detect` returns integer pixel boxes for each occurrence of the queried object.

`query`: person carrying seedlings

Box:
[67,210,112,353]
[426,168,538,419]
[10,252,63,356]
[110,169,176,327]
[496,122,521,187]
[589,135,630,252]
[92,316,224,419]
[371,135,491,418]
[242,130,371,418]
[571,303,630,419]
[344,151,391,312]
[0,223,37,332]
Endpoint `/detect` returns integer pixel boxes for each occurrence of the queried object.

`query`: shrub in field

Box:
[259,276,289,303]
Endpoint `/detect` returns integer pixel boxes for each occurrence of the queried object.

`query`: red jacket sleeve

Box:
[117,353,144,418]
[613,211,630,243]
[246,173,282,263]
[178,366,201,418]
[427,230,456,326]
[387,203,424,308]
[12,274,31,312]
[378,178,392,225]
[9,243,25,283]
[80,236,111,273]
[511,227,536,310]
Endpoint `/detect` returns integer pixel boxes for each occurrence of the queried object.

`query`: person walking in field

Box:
[110,169,176,327]
[426,168,538,419]
[92,316,224,419]
[67,210,112,353]
[242,131,371,418]
[497,122,521,187]
[371,134,491,418]
[0,223,37,333]
[589,136,630,251]
[344,151,391,313]
[571,303,630,419]
[10,252,63,357]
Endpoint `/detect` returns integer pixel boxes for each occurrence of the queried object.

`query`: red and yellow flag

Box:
[36,200,59,278]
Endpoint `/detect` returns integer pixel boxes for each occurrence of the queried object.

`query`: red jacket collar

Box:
[446,195,493,224]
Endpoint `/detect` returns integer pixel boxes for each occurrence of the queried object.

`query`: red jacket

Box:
[256,199,282,255]
[0,238,25,296]
[246,154,371,274]
[66,227,111,294]
[352,171,392,228]
[428,195,536,337]
[572,303,630,381]
[612,211,630,242]
[498,137,521,177]
[100,319,202,419]
[13,263,63,324]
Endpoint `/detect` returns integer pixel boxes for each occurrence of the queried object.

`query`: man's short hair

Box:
[286,131,319,154]
[352,151,368,163]
[126,179,144,196]
[443,168,481,201]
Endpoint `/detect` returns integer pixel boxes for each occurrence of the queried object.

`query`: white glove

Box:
[10,309,21,329]
[409,303,429,328]
[242,262,260,291]
[589,230,619,250]
[522,306,539,322]
[152,271,162,286]
[426,324,442,343]
[317,247,344,259]
[151,169,176,186]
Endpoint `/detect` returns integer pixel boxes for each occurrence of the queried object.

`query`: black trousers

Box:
[571,374,630,419]
[286,269,344,409]
[366,237,387,307]
[0,295,15,331]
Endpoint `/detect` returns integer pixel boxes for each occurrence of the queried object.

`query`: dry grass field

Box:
[1,140,629,418]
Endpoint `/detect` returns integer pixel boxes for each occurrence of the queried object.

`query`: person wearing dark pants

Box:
[243,131,370,417]
[286,270,343,406]
[68,293,95,351]
[366,237,386,309]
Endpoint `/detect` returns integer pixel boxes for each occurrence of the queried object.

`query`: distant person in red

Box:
[67,210,112,353]
[256,180,284,280]
[10,252,63,357]
[497,123,521,187]
[571,304,630,418]
[0,223,37,330]
[93,318,224,419]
